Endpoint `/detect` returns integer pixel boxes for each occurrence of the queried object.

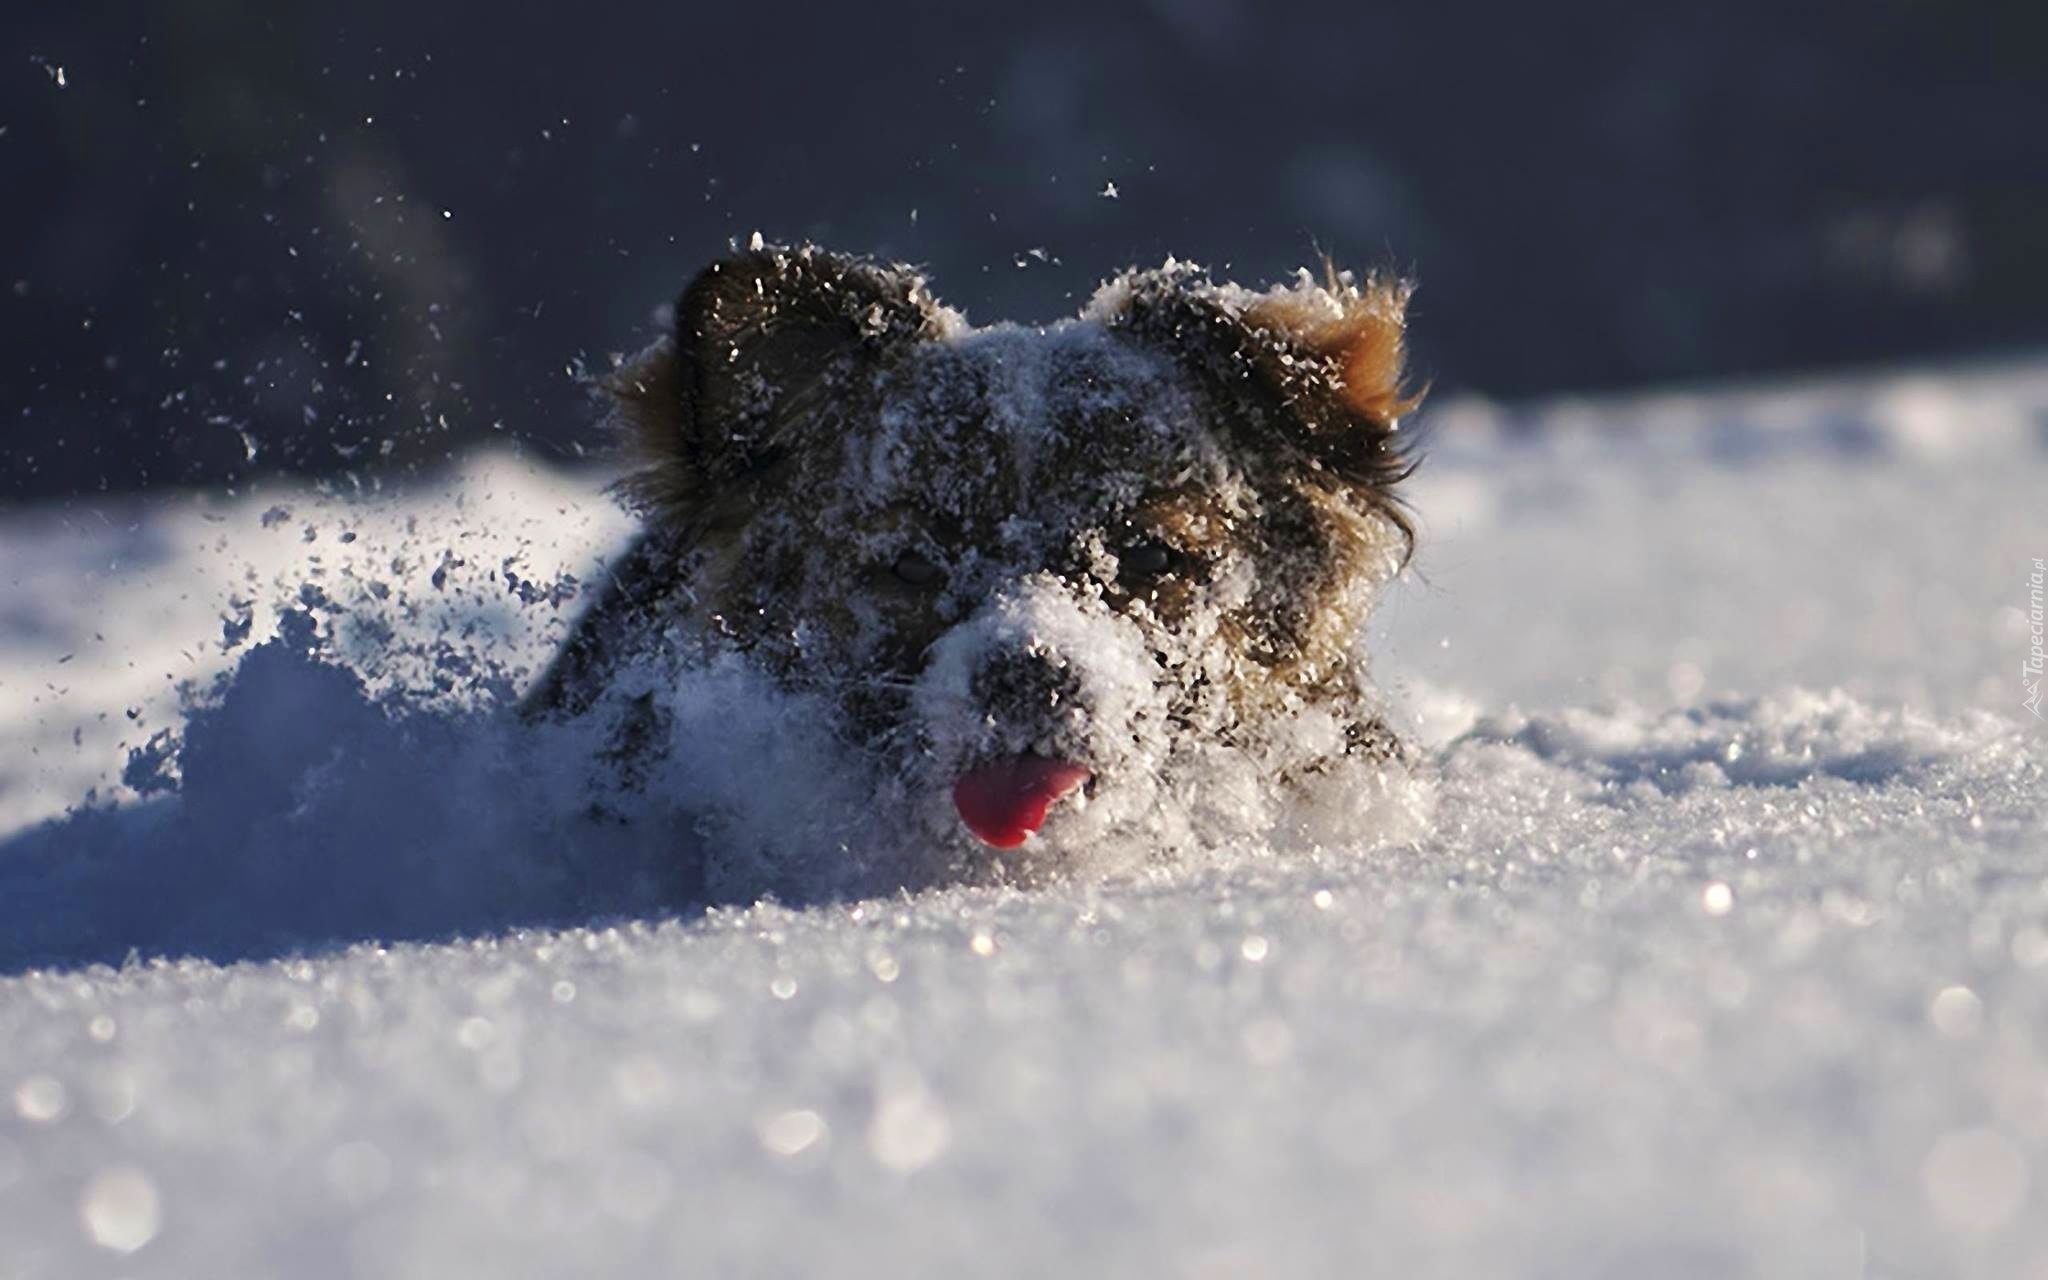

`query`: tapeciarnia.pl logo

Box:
[2026,558,2045,720]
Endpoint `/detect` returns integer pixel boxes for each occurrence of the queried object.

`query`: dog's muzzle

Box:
[917,574,1161,848]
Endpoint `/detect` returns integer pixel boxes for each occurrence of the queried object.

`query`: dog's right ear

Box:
[609,242,947,531]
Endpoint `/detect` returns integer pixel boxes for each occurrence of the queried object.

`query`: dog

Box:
[526,241,1425,894]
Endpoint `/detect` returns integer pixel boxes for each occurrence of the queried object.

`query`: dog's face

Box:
[559,243,1420,884]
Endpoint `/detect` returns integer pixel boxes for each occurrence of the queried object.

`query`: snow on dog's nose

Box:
[952,757,1092,848]
[917,575,1164,846]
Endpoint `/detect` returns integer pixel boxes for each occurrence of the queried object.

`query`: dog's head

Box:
[603,242,1420,879]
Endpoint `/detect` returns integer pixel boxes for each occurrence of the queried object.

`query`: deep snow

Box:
[1,359,2044,1276]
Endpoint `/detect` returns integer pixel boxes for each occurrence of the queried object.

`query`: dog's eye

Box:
[1118,539,1174,579]
[890,550,946,588]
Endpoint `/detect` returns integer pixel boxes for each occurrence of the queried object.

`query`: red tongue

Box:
[952,758,1092,849]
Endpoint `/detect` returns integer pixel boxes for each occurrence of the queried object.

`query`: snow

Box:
[2,358,2046,1276]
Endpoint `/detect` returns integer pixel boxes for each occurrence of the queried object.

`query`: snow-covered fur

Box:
[527,242,1426,892]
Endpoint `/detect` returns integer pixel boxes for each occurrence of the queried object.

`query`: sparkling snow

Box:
[2,360,2045,1276]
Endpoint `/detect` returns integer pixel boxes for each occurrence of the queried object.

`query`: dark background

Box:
[4,0,2043,500]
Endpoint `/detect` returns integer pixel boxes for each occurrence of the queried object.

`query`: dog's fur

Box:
[528,242,1422,889]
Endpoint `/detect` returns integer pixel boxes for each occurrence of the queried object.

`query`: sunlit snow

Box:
[1,359,2044,1276]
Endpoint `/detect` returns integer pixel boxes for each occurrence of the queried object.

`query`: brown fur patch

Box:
[606,338,690,517]
[1243,268,1423,427]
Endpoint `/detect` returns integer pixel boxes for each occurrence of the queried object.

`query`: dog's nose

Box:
[968,649,1083,717]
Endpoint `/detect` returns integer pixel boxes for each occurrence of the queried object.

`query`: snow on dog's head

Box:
[529,242,1431,892]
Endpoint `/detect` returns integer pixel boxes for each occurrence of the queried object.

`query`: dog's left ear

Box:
[609,241,948,532]
[1097,260,1422,552]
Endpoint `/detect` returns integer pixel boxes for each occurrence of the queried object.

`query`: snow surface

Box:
[2,359,2045,1276]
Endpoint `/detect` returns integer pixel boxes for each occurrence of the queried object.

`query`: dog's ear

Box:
[609,241,947,529]
[1097,259,1423,556]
